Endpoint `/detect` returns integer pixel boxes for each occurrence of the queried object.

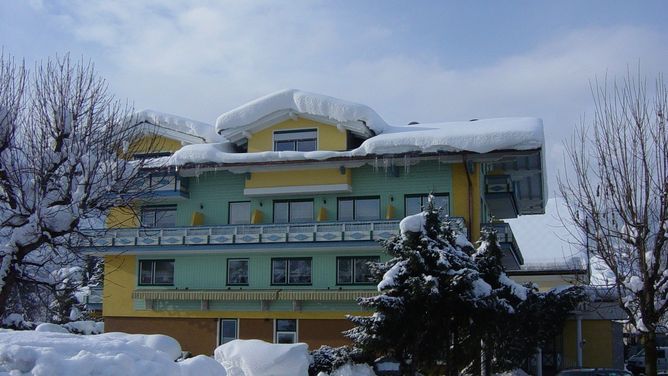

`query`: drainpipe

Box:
[536,348,543,376]
[462,154,474,238]
[576,314,583,367]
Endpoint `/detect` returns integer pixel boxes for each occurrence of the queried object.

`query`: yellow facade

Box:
[562,320,615,368]
[106,206,139,229]
[246,118,347,153]
[245,168,351,189]
[127,135,183,156]
[451,163,482,240]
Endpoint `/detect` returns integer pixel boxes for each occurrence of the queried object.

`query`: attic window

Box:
[273,129,317,152]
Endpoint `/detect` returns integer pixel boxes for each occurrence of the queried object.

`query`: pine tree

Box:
[347,197,489,375]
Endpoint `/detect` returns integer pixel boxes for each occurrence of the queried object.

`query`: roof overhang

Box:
[135,121,206,145]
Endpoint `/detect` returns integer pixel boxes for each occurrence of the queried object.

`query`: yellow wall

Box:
[247,118,347,153]
[127,135,183,156]
[106,206,139,229]
[451,162,481,240]
[246,168,351,189]
[510,274,585,291]
[562,319,615,368]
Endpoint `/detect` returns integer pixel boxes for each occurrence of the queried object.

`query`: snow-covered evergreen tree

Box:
[347,197,491,375]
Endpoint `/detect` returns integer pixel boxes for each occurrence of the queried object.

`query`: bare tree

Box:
[559,73,667,375]
[0,53,162,318]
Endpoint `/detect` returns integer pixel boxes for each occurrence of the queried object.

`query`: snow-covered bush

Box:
[309,345,370,376]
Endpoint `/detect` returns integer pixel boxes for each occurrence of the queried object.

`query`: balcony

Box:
[480,222,523,271]
[82,217,467,248]
[484,175,519,219]
[128,173,189,201]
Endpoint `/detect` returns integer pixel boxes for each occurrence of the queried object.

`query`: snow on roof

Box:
[215,89,388,135]
[165,117,543,167]
[131,109,222,143]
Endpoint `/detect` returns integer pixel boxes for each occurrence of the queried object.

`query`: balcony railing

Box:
[480,221,524,267]
[83,217,467,247]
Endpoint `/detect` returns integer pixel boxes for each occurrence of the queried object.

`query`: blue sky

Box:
[2,0,667,261]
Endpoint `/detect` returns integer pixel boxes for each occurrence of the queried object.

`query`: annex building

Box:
[84,89,620,372]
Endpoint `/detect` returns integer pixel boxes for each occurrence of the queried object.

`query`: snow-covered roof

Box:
[165,117,543,166]
[215,89,385,142]
[130,109,222,144]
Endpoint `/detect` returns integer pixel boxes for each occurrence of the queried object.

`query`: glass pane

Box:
[354,257,378,283]
[355,198,379,220]
[272,259,287,284]
[405,196,422,216]
[139,261,153,284]
[296,139,316,152]
[153,260,174,285]
[274,140,295,151]
[274,130,316,141]
[276,319,297,331]
[432,195,449,216]
[337,258,353,284]
[288,259,311,284]
[140,210,155,227]
[221,320,237,344]
[273,202,289,223]
[276,332,296,344]
[154,209,176,227]
[338,200,354,221]
[227,259,248,285]
[289,201,313,223]
[229,202,250,224]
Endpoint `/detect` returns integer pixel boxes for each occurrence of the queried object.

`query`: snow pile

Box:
[214,339,310,376]
[399,212,426,235]
[216,89,387,134]
[131,109,222,143]
[356,118,543,155]
[35,322,69,333]
[0,330,226,376]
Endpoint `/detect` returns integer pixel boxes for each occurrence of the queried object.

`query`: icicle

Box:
[373,156,379,172]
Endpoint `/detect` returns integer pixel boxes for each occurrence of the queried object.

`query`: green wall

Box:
[168,161,452,226]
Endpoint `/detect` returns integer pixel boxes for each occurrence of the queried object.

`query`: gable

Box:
[247,118,347,152]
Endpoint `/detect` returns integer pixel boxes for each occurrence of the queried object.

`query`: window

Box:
[227,259,249,285]
[138,259,174,286]
[140,205,177,227]
[273,200,313,223]
[337,256,379,284]
[229,201,251,224]
[273,129,317,152]
[219,319,238,345]
[404,194,450,217]
[337,197,380,221]
[272,258,311,285]
[275,319,297,344]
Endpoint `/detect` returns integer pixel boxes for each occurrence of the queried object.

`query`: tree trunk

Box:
[0,263,17,317]
[644,330,658,376]
[481,338,492,376]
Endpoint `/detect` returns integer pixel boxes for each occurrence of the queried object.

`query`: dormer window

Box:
[273,129,317,152]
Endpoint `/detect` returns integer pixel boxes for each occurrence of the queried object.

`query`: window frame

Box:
[271,258,312,286]
[272,199,314,223]
[226,258,249,286]
[337,196,381,221]
[218,318,239,345]
[228,201,251,224]
[404,193,450,216]
[140,205,177,228]
[336,256,380,285]
[272,128,318,152]
[138,259,175,286]
[274,319,298,344]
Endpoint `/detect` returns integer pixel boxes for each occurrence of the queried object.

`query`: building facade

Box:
[87,90,546,356]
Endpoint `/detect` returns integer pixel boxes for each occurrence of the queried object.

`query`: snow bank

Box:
[0,330,227,376]
[131,109,222,143]
[214,339,310,376]
[216,89,387,134]
[63,320,104,335]
[318,363,377,376]
[35,322,69,333]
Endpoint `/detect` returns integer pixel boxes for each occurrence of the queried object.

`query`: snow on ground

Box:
[214,339,310,376]
[0,330,226,376]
